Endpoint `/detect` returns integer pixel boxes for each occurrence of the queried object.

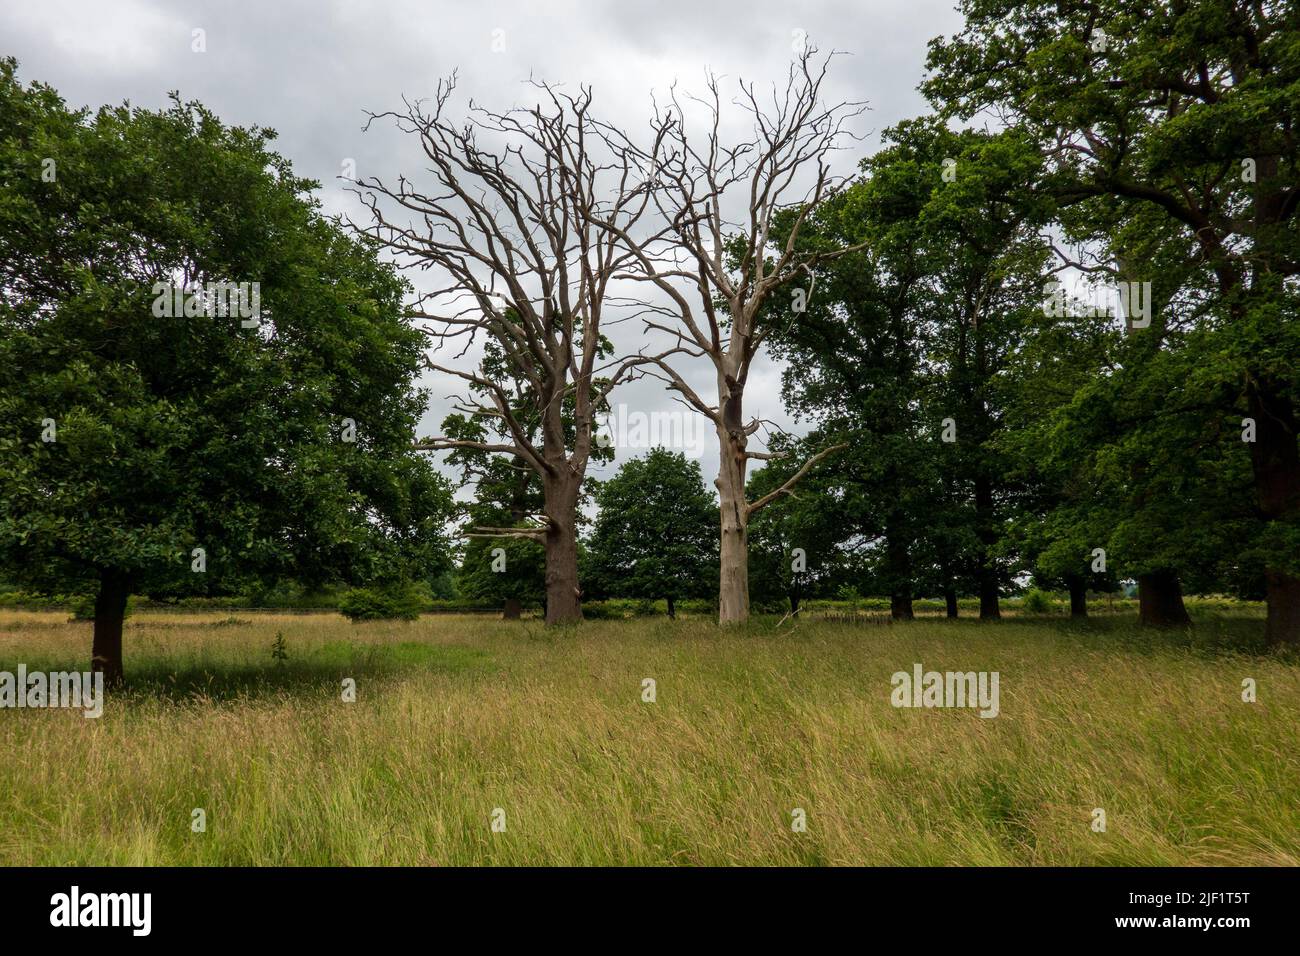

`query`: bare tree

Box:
[353,77,652,623]
[590,48,864,623]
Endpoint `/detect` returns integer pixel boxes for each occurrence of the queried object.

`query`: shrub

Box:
[580,602,622,620]
[338,586,424,622]
[631,599,658,617]
[1020,588,1054,614]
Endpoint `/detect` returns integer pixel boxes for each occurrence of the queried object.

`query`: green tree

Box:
[1002,211,1260,625]
[454,457,547,618]
[0,63,454,683]
[584,449,717,618]
[926,0,1300,643]
[1000,292,1121,618]
[764,133,938,619]
[767,119,1050,618]
[747,435,852,614]
[916,123,1052,618]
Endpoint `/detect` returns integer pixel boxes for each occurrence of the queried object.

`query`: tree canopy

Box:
[0,60,454,681]
[584,448,717,616]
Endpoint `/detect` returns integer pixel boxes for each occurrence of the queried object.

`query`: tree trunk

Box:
[502,598,522,620]
[1264,571,1300,646]
[1246,382,1300,645]
[1137,569,1191,628]
[91,569,130,688]
[978,578,1000,619]
[1067,575,1088,619]
[716,423,750,625]
[944,587,959,619]
[718,506,749,624]
[542,478,582,625]
[884,520,913,620]
[666,595,676,619]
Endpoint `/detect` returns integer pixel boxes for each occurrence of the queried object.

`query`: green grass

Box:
[0,608,1296,865]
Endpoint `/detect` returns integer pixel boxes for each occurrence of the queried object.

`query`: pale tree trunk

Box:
[710,372,843,624]
[716,424,750,625]
[711,351,754,626]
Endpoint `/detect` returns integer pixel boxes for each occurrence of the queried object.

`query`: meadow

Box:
[0,607,1296,866]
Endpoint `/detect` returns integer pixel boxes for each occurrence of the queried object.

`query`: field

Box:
[1,608,1297,866]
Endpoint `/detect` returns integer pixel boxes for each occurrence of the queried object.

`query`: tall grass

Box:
[0,609,1295,865]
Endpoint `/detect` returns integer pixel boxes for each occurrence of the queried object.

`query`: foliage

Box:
[1020,588,1055,614]
[338,585,425,622]
[0,60,455,673]
[584,449,717,609]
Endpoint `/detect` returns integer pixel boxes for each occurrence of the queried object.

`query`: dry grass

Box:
[0,608,1296,865]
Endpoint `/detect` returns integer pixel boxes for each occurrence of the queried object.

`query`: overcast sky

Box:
[2,0,965,503]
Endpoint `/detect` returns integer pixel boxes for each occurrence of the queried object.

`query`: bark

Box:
[542,477,582,625]
[1264,571,1300,646]
[716,418,750,625]
[718,508,749,624]
[1137,569,1191,628]
[890,592,914,621]
[91,569,130,688]
[1067,575,1088,619]
[884,520,913,620]
[978,578,1001,620]
[944,587,959,619]
[1246,382,1300,645]
[502,598,522,620]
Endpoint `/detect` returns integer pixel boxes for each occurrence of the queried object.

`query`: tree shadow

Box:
[113,642,496,703]
[984,611,1285,660]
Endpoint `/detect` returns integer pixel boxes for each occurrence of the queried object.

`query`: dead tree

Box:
[590,48,863,624]
[353,77,651,624]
